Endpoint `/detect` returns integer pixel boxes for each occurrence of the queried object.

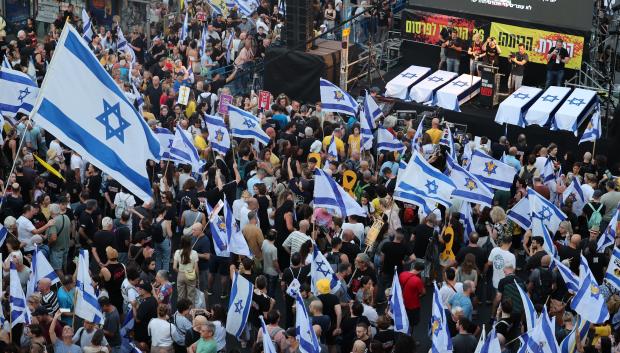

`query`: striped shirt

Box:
[282,231,312,255]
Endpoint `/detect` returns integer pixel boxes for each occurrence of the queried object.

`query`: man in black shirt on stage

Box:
[546,38,570,88]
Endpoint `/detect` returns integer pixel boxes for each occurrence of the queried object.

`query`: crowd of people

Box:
[0,2,619,353]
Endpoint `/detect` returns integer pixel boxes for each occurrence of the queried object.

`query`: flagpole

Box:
[71,253,79,330]
[0,119,33,210]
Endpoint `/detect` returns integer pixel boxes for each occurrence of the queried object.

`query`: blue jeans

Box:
[546,69,564,88]
[154,238,171,272]
[447,58,460,73]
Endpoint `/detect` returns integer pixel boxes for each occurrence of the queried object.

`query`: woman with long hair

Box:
[456,253,479,289]
[173,236,199,301]
[274,190,296,270]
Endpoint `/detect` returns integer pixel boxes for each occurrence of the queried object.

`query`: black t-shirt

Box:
[131,36,146,64]
[377,8,391,26]
[115,224,131,253]
[445,38,463,59]
[557,245,580,274]
[547,46,569,71]
[525,250,546,271]
[511,52,528,76]
[282,265,311,287]
[79,211,97,246]
[484,46,500,66]
[381,241,409,275]
[318,293,339,328]
[92,230,116,263]
[412,223,433,258]
[105,179,122,203]
[455,245,486,271]
[135,296,158,342]
[340,241,361,264]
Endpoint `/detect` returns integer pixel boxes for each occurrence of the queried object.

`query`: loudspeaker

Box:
[285,0,313,51]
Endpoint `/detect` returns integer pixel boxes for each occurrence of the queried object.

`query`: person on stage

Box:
[509,43,529,92]
[481,37,501,68]
[545,38,570,88]
[438,19,456,70]
[442,29,463,73]
[467,33,485,76]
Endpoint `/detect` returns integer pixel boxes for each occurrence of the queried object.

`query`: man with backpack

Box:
[527,255,556,306]
[583,190,605,231]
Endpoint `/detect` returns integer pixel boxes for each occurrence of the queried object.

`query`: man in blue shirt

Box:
[503,147,522,173]
[448,280,475,320]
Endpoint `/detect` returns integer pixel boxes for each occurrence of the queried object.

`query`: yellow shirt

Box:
[184,100,196,118]
[142,111,156,121]
[348,134,361,156]
[194,135,208,152]
[426,127,443,145]
[322,135,345,156]
[371,198,382,219]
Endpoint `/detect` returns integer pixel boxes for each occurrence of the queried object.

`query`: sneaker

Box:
[206,290,213,296]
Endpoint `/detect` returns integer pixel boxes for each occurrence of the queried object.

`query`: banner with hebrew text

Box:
[489,22,584,70]
[401,10,489,45]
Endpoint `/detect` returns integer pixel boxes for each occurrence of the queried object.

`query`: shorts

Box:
[49,248,68,270]
[208,256,231,275]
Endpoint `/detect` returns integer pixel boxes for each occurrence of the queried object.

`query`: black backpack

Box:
[521,167,537,185]
[531,267,554,305]
[151,218,165,244]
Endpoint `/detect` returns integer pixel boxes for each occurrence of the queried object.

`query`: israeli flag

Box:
[515,279,537,331]
[540,157,556,185]
[389,267,409,334]
[562,179,586,216]
[206,201,230,257]
[327,134,338,160]
[360,92,381,152]
[579,104,602,144]
[75,249,104,323]
[571,256,609,324]
[560,316,584,353]
[439,126,456,159]
[180,9,189,42]
[319,78,358,116]
[456,201,475,242]
[228,105,270,145]
[131,83,144,114]
[552,257,579,293]
[507,197,531,230]
[10,262,31,327]
[552,89,597,132]
[170,126,204,172]
[494,86,542,127]
[474,326,486,353]
[313,169,366,217]
[446,155,493,208]
[516,333,530,353]
[207,0,224,16]
[225,31,235,64]
[525,86,571,127]
[200,25,208,57]
[430,282,453,353]
[2,55,11,69]
[480,328,501,353]
[260,316,279,353]
[82,9,93,42]
[310,245,340,294]
[295,291,322,353]
[226,200,253,257]
[0,67,39,118]
[377,126,405,153]
[461,141,473,168]
[120,308,134,338]
[205,114,230,155]
[395,150,456,213]
[526,308,559,353]
[605,247,620,292]
[468,149,516,191]
[226,271,254,338]
[116,26,136,64]
[155,127,178,162]
[229,0,259,16]
[528,187,566,233]
[0,224,7,248]
[26,245,60,297]
[597,205,619,252]
[411,118,424,152]
[278,0,286,15]
[31,24,160,201]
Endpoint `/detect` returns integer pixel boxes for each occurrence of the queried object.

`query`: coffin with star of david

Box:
[408,70,458,104]
[384,65,431,100]
[524,86,571,127]
[552,88,598,132]
[494,86,543,127]
[434,74,482,112]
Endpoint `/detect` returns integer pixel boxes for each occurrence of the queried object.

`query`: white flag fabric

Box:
[439,126,456,159]
[528,187,566,233]
[226,200,253,258]
[31,24,160,201]
[474,326,486,353]
[560,316,587,353]
[377,126,405,153]
[227,0,259,16]
[180,9,189,41]
[10,262,31,327]
[260,316,279,353]
[205,114,230,155]
[1,55,10,69]
[310,245,340,294]
[540,157,556,186]
[571,256,609,323]
[526,308,559,353]
[319,78,358,116]
[480,328,502,353]
[75,249,104,323]
[206,201,230,257]
[456,201,475,242]
[170,126,204,172]
[562,179,586,216]
[525,86,571,126]
[27,245,60,297]
[394,150,456,213]
[313,169,366,217]
[411,118,424,152]
[552,88,597,132]
[446,155,494,208]
[155,127,178,162]
[389,268,409,334]
[228,105,270,145]
[507,197,531,230]
[579,103,602,144]
[360,92,381,151]
[0,67,39,118]
[552,257,579,293]
[226,272,254,338]
[295,291,322,353]
[327,135,338,160]
[468,149,516,191]
[81,9,93,42]
[597,205,619,252]
[0,224,7,248]
[515,279,537,332]
[494,86,542,127]
[605,247,620,292]
[430,282,453,353]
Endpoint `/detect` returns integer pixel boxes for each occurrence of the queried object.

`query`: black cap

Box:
[285,327,297,338]
[138,282,152,292]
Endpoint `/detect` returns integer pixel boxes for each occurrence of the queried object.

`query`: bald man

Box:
[527,255,556,305]
[240,197,259,229]
[558,233,581,273]
[282,220,312,255]
[39,277,60,314]
[425,118,443,144]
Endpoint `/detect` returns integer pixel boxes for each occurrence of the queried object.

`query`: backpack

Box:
[199,92,215,115]
[151,218,165,244]
[521,167,537,185]
[587,203,604,229]
[531,267,554,305]
[115,193,131,219]
[326,251,342,272]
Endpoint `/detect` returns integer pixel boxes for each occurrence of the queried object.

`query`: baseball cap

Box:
[285,327,297,338]
[316,278,331,294]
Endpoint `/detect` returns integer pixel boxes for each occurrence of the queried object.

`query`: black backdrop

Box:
[264,47,327,103]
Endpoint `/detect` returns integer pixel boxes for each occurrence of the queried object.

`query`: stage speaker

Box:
[285,0,313,51]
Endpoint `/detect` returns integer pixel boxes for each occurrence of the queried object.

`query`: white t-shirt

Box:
[148,318,175,347]
[16,215,36,251]
[488,247,516,288]
[70,153,86,182]
[581,183,594,203]
[438,281,463,308]
[534,156,547,174]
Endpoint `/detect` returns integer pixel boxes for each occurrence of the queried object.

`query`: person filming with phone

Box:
[546,38,570,88]
[442,29,464,73]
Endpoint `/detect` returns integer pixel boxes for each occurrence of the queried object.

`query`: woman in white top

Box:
[173,235,199,302]
[148,304,176,353]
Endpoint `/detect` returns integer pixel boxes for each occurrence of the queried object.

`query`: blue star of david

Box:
[464,177,477,191]
[541,95,559,103]
[428,76,443,83]
[95,99,131,143]
[425,180,438,194]
[400,72,417,79]
[568,98,586,107]
[484,161,497,176]
[536,206,552,222]
[17,88,31,104]
[333,91,345,102]
[513,92,530,100]
[242,118,256,129]
[215,129,225,142]
[316,260,331,277]
[452,81,468,87]
[234,299,244,313]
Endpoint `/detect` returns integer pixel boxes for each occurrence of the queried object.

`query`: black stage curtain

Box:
[264,47,326,103]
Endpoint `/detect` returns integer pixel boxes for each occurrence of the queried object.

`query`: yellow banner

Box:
[489,22,584,70]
